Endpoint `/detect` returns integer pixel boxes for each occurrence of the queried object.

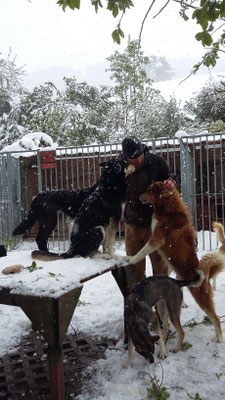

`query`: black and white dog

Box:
[30,159,134,260]
[12,183,98,252]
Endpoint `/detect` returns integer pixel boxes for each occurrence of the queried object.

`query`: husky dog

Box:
[125,272,204,365]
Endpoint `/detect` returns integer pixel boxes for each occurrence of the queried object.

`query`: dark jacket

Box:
[123,145,177,227]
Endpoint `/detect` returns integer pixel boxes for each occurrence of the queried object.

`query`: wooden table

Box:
[0,263,135,400]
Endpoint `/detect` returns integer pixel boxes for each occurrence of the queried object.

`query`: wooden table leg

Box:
[112,265,136,344]
[48,345,64,400]
[14,287,83,400]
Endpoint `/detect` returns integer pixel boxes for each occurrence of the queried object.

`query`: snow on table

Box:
[0,249,123,298]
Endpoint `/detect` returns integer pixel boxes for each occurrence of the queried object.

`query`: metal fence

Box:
[0,133,225,251]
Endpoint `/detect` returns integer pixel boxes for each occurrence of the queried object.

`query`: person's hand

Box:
[163,179,176,189]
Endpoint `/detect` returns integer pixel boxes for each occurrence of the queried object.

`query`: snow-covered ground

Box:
[153,71,225,104]
[0,234,225,399]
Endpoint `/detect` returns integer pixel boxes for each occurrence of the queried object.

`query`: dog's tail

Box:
[175,269,205,288]
[213,221,225,254]
[13,204,37,236]
[198,251,225,283]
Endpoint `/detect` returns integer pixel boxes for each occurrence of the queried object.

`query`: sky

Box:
[1,0,224,90]
[1,235,225,399]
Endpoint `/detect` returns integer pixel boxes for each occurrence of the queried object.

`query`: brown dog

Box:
[199,222,225,290]
[123,181,223,343]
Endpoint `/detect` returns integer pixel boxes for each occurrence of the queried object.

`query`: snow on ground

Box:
[0,235,225,399]
[153,71,225,105]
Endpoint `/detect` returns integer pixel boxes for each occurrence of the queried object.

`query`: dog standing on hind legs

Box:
[122,181,223,343]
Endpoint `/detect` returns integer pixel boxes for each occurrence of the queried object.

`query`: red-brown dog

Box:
[123,181,223,343]
[199,222,225,290]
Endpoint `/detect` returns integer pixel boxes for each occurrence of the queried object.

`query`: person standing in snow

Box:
[121,136,177,283]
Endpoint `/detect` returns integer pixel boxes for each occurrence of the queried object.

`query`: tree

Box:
[9,78,114,147]
[145,56,174,82]
[184,79,225,123]
[107,40,184,139]
[107,39,152,136]
[0,51,25,117]
[57,0,225,69]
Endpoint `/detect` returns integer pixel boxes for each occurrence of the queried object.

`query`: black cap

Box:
[122,136,144,159]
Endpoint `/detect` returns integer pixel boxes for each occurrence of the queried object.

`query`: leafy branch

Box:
[57,0,225,68]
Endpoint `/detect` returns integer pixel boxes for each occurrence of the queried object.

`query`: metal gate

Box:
[0,153,21,247]
[0,133,225,251]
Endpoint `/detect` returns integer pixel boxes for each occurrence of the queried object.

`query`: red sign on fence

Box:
[41,151,56,169]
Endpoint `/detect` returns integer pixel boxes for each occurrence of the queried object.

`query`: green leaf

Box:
[112,29,121,44]
[118,27,124,38]
[195,32,204,41]
[203,32,213,46]
[48,272,56,277]
[68,0,80,10]
[112,5,119,17]
[181,342,193,351]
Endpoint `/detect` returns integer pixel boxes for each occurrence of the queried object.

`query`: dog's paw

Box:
[212,335,223,343]
[158,352,167,360]
[101,253,113,260]
[170,347,181,354]
[120,256,133,266]
[124,256,134,263]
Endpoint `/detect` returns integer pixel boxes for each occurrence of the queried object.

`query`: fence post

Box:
[37,150,42,193]
[180,138,196,227]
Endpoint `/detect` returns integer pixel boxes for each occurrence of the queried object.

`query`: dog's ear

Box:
[150,181,165,193]
[135,344,143,353]
[148,335,160,344]
[99,161,106,168]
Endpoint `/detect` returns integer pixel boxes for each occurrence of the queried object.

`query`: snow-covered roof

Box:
[0,132,58,155]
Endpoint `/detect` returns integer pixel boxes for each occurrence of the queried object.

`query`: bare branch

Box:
[171,0,198,10]
[139,0,157,45]
[153,0,171,19]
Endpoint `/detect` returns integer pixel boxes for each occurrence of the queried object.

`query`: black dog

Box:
[31,159,134,260]
[12,183,98,251]
[0,245,7,257]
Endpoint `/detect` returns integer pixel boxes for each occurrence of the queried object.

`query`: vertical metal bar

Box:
[213,134,218,223]
[192,136,197,233]
[220,134,225,227]
[180,137,195,225]
[199,136,205,250]
[76,148,80,189]
[81,147,85,188]
[70,148,74,190]
[87,147,91,187]
[36,150,42,193]
[206,135,212,250]
[65,148,69,190]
